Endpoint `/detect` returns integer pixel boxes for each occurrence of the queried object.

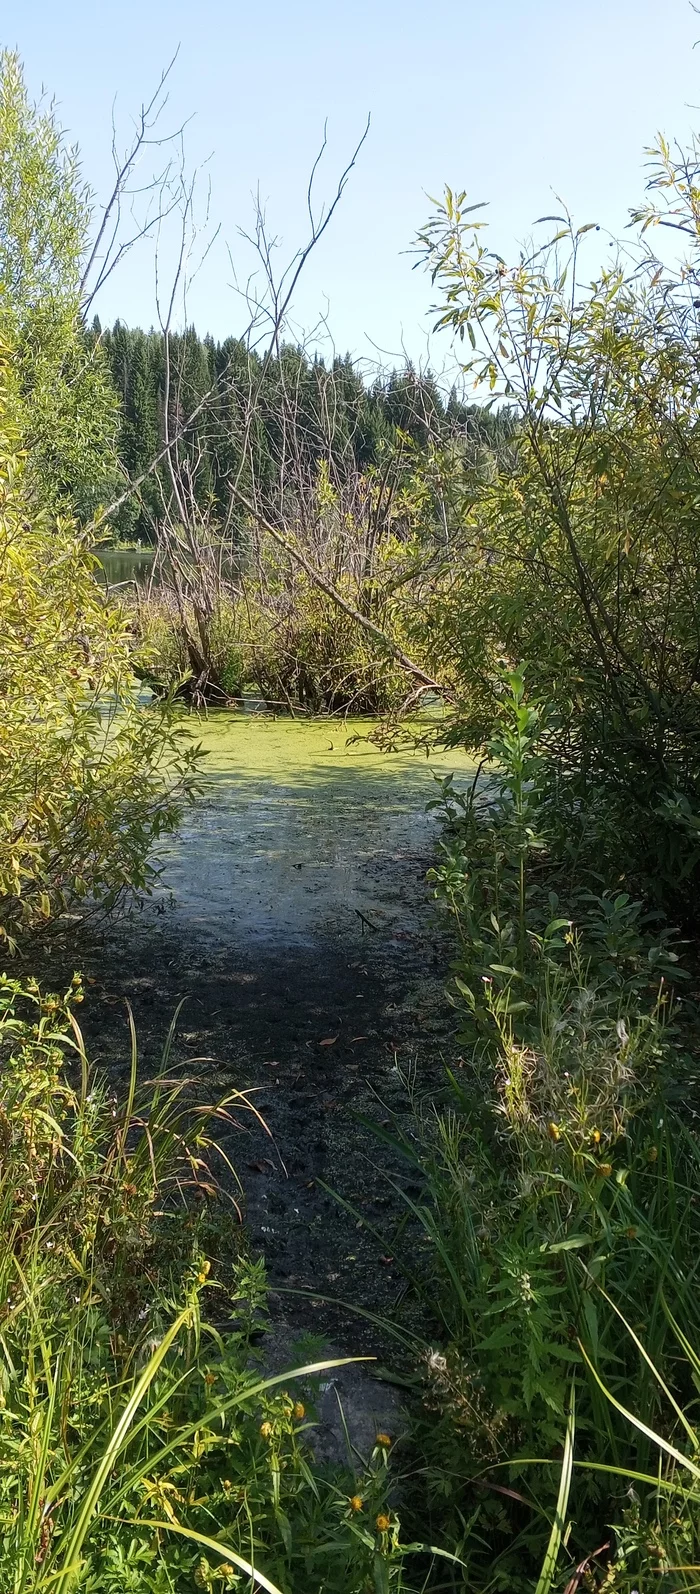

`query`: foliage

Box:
[361,672,700,1590]
[132,453,437,713]
[428,669,687,1038]
[0,975,437,1594]
[0,52,118,516]
[0,342,199,951]
[416,155,700,911]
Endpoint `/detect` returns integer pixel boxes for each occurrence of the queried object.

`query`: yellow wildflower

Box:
[597,1163,613,1178]
[547,1122,561,1142]
[376,1513,391,1533]
[292,1401,305,1420]
[349,1494,363,1512]
[260,1421,273,1440]
[376,1432,392,1448]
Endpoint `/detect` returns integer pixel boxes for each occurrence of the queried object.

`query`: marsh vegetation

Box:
[3,41,700,1592]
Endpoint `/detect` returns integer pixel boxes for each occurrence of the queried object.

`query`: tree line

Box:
[97,320,514,541]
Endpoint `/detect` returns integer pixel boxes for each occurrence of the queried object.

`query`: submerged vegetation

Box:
[3,36,700,1593]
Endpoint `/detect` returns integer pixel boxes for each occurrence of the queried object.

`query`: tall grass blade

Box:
[579,1343,700,1480]
[594,1284,699,1451]
[136,1521,286,1594]
[535,1382,575,1594]
[53,1302,195,1592]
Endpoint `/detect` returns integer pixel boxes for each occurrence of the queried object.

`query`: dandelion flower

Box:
[349,1495,363,1512]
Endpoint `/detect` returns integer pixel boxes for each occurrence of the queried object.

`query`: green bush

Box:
[417,149,700,912]
[0,345,200,950]
[362,674,700,1590]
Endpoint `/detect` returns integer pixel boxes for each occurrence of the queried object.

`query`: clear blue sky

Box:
[9,0,700,367]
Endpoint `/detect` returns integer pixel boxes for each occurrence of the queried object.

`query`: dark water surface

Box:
[58,714,474,1377]
[96,547,156,588]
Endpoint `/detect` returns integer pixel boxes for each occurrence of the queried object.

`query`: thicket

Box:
[359,148,700,1587]
[413,159,700,916]
[0,347,198,952]
[0,51,199,953]
[103,325,514,713]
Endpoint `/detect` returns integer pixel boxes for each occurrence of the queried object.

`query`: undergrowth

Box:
[362,670,700,1592]
[0,974,447,1594]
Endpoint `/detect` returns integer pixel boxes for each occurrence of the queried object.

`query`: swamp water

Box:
[152,714,473,945]
[65,714,474,1453]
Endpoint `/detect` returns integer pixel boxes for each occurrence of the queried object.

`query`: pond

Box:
[151,712,473,948]
[61,711,474,1397]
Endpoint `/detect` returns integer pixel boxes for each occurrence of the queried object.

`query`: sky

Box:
[8,0,700,371]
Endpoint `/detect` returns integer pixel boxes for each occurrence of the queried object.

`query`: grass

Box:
[0,972,445,1594]
[353,672,700,1591]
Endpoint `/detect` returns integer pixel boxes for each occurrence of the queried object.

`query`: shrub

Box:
[366,673,700,1590]
[418,155,700,911]
[0,344,199,950]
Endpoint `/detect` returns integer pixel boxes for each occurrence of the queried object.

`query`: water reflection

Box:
[96,548,156,588]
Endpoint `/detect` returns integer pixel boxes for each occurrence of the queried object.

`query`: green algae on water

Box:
[155,714,474,948]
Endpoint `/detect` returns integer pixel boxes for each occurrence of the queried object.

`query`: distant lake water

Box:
[96,547,158,588]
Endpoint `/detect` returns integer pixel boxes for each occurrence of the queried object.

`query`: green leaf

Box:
[542,1235,592,1253]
